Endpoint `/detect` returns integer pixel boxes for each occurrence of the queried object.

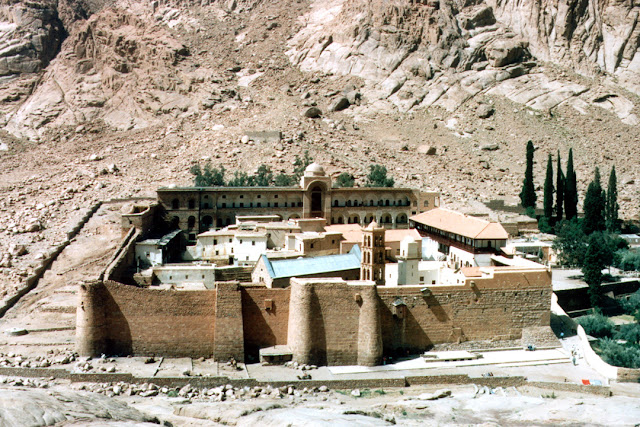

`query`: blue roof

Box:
[262,245,361,279]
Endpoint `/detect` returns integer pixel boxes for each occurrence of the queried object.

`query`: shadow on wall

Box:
[424,294,449,323]
[380,297,434,357]
[242,295,277,362]
[310,290,328,366]
[103,289,133,356]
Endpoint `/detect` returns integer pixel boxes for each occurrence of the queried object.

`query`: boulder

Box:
[477,104,495,118]
[418,144,437,155]
[329,97,350,112]
[481,143,499,151]
[304,107,322,118]
[486,39,529,67]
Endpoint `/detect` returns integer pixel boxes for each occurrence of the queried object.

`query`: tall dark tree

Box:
[555,151,564,222]
[582,232,611,309]
[543,153,554,221]
[519,140,536,209]
[605,166,619,233]
[564,148,578,220]
[583,167,606,235]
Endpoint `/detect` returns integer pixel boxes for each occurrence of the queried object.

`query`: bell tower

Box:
[360,221,385,285]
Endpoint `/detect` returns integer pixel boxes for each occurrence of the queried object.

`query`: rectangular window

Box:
[214,239,217,245]
[274,202,278,208]
[229,239,232,243]
[239,239,243,244]
[222,203,226,208]
[252,241,256,246]
[239,203,244,208]
[257,202,261,207]
[240,195,244,199]
[257,195,261,198]
[310,243,314,248]
[274,195,278,199]
[420,276,424,282]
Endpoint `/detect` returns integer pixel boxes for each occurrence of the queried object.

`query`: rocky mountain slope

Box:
[0,0,638,296]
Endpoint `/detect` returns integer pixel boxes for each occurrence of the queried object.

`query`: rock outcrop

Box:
[0,1,65,77]
[287,0,638,122]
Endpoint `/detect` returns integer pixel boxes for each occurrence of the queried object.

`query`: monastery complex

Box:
[77,164,553,367]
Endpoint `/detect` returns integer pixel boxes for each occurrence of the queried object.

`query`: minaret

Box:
[360,221,385,285]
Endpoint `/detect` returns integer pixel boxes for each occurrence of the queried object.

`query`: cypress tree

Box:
[519,140,537,209]
[583,167,606,235]
[583,232,608,309]
[565,148,578,220]
[543,153,554,221]
[605,166,619,233]
[555,151,564,222]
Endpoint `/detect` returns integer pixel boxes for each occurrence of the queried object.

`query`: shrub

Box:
[597,338,640,369]
[577,314,614,338]
[616,250,640,272]
[615,323,640,345]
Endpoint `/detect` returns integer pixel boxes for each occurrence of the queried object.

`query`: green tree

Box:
[293,150,313,179]
[365,164,394,187]
[190,163,204,186]
[582,167,606,235]
[190,162,225,186]
[519,140,536,209]
[227,171,253,187]
[564,148,578,220]
[274,173,296,186]
[553,219,587,267]
[605,166,619,233]
[254,164,273,186]
[555,151,564,222]
[543,153,554,223]
[334,172,355,188]
[582,232,610,308]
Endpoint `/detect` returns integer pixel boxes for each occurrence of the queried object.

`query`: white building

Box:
[385,236,441,286]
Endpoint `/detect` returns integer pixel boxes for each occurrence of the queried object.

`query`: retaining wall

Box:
[0,202,102,318]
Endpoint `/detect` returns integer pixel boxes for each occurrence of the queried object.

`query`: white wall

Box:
[153,265,217,286]
[135,244,163,267]
[233,235,268,265]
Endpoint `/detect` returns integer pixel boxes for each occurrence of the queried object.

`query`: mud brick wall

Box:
[241,286,291,361]
[102,281,217,357]
[378,270,552,354]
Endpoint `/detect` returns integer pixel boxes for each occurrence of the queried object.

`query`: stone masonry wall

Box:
[241,286,291,361]
[82,269,551,364]
[378,270,552,354]
[101,281,217,357]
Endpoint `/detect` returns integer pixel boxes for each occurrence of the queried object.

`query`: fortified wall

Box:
[77,270,551,365]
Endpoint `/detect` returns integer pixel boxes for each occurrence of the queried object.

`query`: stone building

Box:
[157,163,439,243]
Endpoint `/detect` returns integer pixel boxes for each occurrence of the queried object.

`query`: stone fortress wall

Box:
[77,271,552,365]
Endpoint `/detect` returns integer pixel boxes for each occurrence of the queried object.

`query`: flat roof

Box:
[410,208,508,240]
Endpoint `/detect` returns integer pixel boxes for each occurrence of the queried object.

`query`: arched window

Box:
[201,215,213,231]
[188,199,195,209]
[170,216,179,229]
[311,185,323,212]
[187,216,196,229]
[172,199,179,209]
